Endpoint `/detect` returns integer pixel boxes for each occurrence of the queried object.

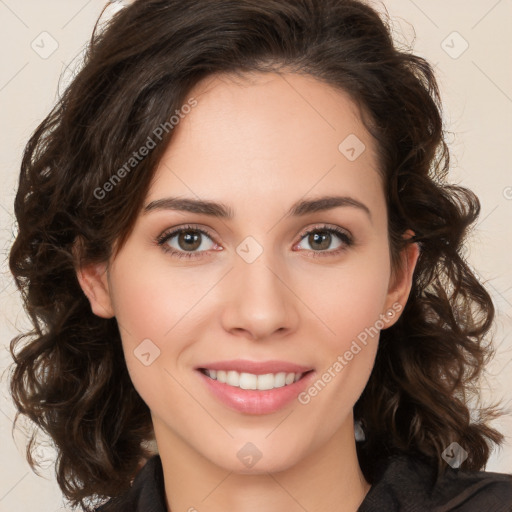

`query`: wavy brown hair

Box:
[8,0,506,510]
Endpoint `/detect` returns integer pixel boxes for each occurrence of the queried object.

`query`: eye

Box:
[294,224,353,258]
[155,223,354,260]
[156,225,219,260]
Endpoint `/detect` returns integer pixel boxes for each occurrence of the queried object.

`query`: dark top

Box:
[95,453,512,512]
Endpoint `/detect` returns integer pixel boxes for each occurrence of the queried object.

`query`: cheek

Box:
[106,256,191,396]
[298,243,391,349]
[295,241,391,408]
[296,261,389,416]
[109,248,201,341]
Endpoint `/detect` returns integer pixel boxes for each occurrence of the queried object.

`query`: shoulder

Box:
[358,454,512,512]
[94,455,166,512]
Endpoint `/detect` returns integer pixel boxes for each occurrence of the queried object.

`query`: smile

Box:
[199,368,308,390]
[196,365,316,415]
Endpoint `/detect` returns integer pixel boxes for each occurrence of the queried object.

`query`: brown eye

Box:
[295,225,353,257]
[307,231,333,251]
[156,225,218,259]
[175,230,202,251]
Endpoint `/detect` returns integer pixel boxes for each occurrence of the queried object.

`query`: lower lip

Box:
[197,370,316,415]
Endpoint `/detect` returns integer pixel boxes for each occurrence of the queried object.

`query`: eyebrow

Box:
[143,194,372,221]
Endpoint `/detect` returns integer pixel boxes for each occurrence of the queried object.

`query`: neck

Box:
[153,416,371,512]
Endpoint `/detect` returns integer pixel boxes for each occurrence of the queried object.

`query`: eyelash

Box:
[155,223,354,260]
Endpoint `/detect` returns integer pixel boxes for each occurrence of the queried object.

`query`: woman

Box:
[8,0,512,511]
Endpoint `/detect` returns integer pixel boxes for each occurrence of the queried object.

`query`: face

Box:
[78,71,418,474]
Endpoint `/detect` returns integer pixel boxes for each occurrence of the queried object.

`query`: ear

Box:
[76,262,115,318]
[73,240,115,319]
[381,229,420,327]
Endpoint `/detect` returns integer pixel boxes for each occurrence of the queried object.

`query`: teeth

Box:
[203,369,304,390]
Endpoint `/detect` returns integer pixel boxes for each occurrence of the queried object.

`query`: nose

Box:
[219,248,300,341]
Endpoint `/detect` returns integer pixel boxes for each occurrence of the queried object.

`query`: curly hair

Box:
[8,0,505,510]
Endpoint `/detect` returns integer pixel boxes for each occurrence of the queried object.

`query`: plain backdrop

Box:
[0,1,511,510]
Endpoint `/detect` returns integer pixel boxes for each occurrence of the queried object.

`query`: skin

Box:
[77,71,420,512]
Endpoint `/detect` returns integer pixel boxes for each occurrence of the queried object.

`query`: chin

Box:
[207,441,304,475]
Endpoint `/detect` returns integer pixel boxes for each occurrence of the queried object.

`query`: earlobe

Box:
[76,262,115,319]
[382,230,420,326]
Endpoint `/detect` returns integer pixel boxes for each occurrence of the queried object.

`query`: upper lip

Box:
[196,359,314,375]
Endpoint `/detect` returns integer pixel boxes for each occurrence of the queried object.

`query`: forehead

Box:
[145,71,384,220]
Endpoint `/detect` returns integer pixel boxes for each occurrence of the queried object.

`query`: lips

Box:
[195,359,316,414]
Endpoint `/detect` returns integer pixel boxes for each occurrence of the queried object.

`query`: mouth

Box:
[196,366,317,415]
[197,368,315,391]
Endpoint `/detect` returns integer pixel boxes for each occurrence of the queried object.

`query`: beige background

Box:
[0,1,511,510]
